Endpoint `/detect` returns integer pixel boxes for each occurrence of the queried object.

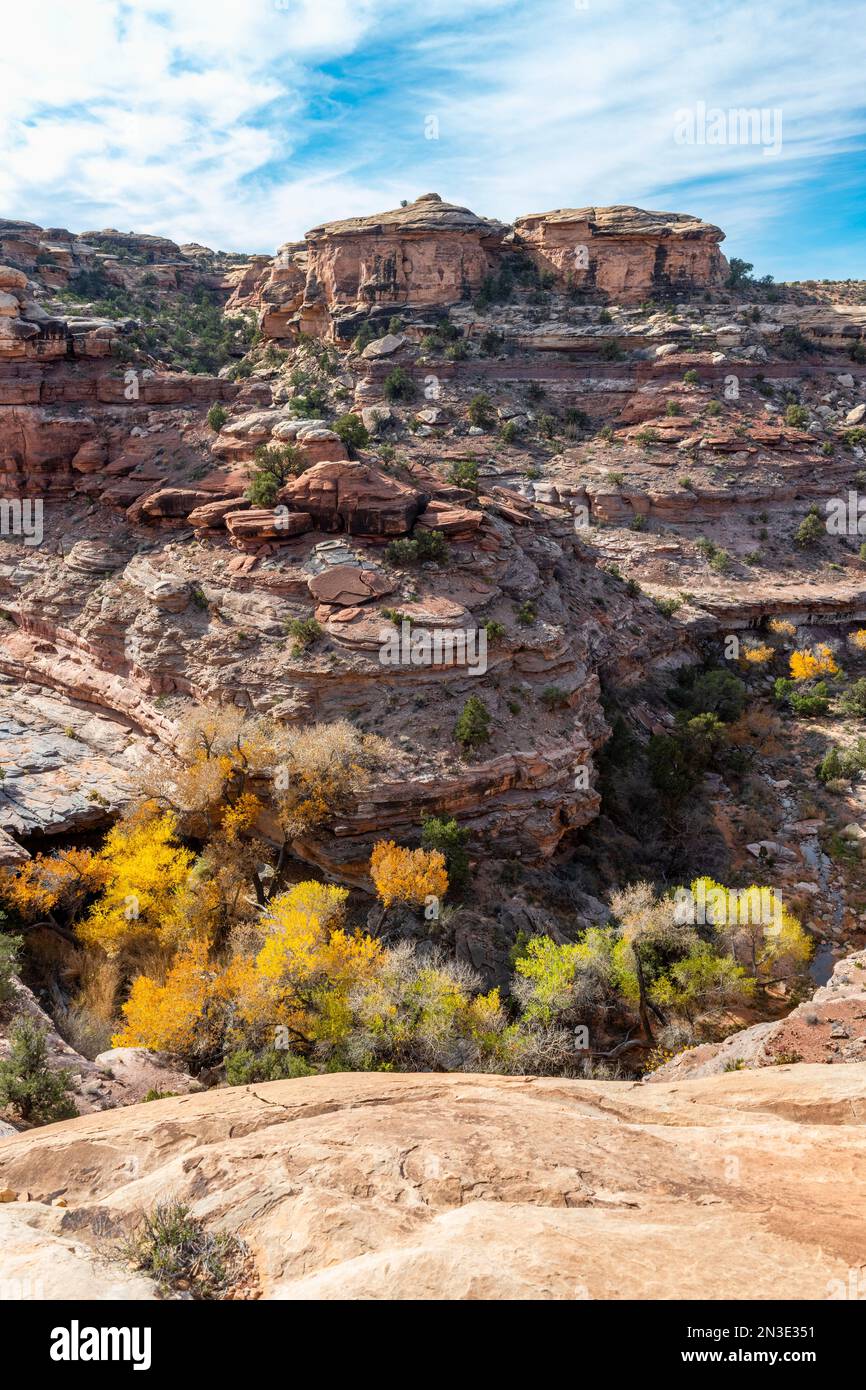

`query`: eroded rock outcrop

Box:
[513,205,728,302]
[298,193,506,338]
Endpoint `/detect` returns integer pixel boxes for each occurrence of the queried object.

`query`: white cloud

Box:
[0,0,863,274]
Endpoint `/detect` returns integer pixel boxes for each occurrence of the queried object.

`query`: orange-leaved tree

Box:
[369,840,448,931]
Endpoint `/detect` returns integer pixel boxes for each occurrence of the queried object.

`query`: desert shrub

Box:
[683,668,746,722]
[683,369,699,385]
[454,696,491,751]
[383,367,416,402]
[562,408,590,438]
[647,714,726,804]
[0,1017,77,1124]
[352,321,376,353]
[785,403,809,428]
[841,678,866,717]
[539,685,570,710]
[516,601,536,626]
[479,330,503,356]
[447,459,479,491]
[709,548,732,573]
[654,596,682,617]
[285,617,322,654]
[420,817,470,891]
[500,420,518,444]
[333,413,369,453]
[794,508,825,548]
[206,403,227,431]
[225,1048,314,1086]
[468,393,494,428]
[123,1201,245,1299]
[245,443,306,505]
[817,738,866,782]
[0,929,22,1003]
[483,619,505,644]
[384,529,449,566]
[790,683,830,716]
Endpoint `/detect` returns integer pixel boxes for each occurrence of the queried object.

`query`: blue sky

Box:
[2,0,864,279]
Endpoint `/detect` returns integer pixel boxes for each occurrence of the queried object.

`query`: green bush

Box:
[245,443,306,505]
[841,678,866,718]
[0,930,22,1004]
[791,683,830,716]
[647,714,725,804]
[206,403,228,432]
[516,601,536,626]
[225,1048,315,1086]
[785,403,809,428]
[454,696,491,751]
[385,529,449,567]
[333,413,369,453]
[284,617,322,654]
[420,816,470,890]
[447,459,479,491]
[539,685,570,710]
[123,1201,244,1299]
[654,596,681,617]
[683,369,699,385]
[383,367,416,402]
[0,1017,77,1125]
[685,668,746,722]
[352,321,376,353]
[794,508,825,548]
[468,393,494,428]
[483,619,505,644]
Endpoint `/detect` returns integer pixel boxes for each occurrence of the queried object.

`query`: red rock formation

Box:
[296,193,506,338]
[279,459,426,536]
[513,205,728,302]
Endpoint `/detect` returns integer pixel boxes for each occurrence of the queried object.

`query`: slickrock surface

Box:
[0,1066,864,1300]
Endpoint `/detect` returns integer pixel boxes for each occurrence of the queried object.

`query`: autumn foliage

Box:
[369,840,449,909]
[789,644,839,680]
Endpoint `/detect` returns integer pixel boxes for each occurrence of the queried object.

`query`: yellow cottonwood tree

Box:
[369,841,448,910]
[77,805,196,955]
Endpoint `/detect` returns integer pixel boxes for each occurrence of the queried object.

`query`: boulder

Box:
[361,332,406,359]
[226,508,312,546]
[188,496,250,530]
[415,498,483,538]
[307,563,395,606]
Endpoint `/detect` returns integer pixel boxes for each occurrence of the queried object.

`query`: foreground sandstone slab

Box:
[0,1066,863,1300]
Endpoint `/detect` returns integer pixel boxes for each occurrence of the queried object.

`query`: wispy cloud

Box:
[1,0,864,276]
